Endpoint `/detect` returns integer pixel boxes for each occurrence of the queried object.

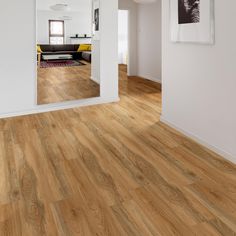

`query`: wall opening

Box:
[118,10,129,76]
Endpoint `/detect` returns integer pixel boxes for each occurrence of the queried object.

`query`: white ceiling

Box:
[37,0,92,12]
[37,0,158,12]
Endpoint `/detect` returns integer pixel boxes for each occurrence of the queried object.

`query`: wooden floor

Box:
[37,61,100,105]
[1,65,236,235]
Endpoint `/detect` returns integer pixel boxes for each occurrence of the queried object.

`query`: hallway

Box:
[0,69,235,235]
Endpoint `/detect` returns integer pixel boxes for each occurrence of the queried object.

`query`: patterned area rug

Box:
[40,60,85,68]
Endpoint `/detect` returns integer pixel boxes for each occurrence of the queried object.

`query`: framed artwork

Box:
[170,0,215,44]
[92,0,100,40]
[94,8,99,31]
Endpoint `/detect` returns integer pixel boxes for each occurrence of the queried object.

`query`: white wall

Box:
[137,1,162,83]
[100,0,119,99]
[119,0,138,76]
[0,0,118,118]
[91,40,100,84]
[37,10,92,44]
[0,0,35,115]
[161,0,236,162]
[118,10,128,64]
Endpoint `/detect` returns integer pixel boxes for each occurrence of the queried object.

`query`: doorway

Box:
[118,10,129,80]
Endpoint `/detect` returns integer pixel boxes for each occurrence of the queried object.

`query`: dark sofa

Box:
[39,44,91,62]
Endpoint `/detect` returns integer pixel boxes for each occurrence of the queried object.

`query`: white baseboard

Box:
[0,96,120,119]
[90,76,100,84]
[137,74,162,84]
[160,115,236,165]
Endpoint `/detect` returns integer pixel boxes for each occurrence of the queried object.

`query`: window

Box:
[49,20,64,45]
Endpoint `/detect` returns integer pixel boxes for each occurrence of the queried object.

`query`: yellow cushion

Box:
[37,45,42,53]
[77,44,90,52]
[88,45,92,51]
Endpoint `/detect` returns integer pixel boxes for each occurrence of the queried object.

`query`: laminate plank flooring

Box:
[37,61,100,105]
[0,65,236,235]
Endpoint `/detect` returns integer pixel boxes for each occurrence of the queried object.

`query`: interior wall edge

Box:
[0,97,120,119]
[160,115,236,165]
[137,74,162,84]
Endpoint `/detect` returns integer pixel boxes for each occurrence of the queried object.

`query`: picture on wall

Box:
[92,0,100,40]
[170,0,214,44]
[178,0,200,24]
[94,8,99,31]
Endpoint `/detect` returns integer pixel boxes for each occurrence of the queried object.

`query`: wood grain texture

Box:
[37,61,100,105]
[0,65,236,235]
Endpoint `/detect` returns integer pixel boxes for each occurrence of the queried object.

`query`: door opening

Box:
[118,10,129,78]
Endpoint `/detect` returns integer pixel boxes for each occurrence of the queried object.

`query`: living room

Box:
[37,0,100,105]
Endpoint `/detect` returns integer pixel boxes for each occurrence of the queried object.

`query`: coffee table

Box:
[42,54,73,61]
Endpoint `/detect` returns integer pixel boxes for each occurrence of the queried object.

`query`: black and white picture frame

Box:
[94,8,99,31]
[92,0,100,40]
[170,0,214,44]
